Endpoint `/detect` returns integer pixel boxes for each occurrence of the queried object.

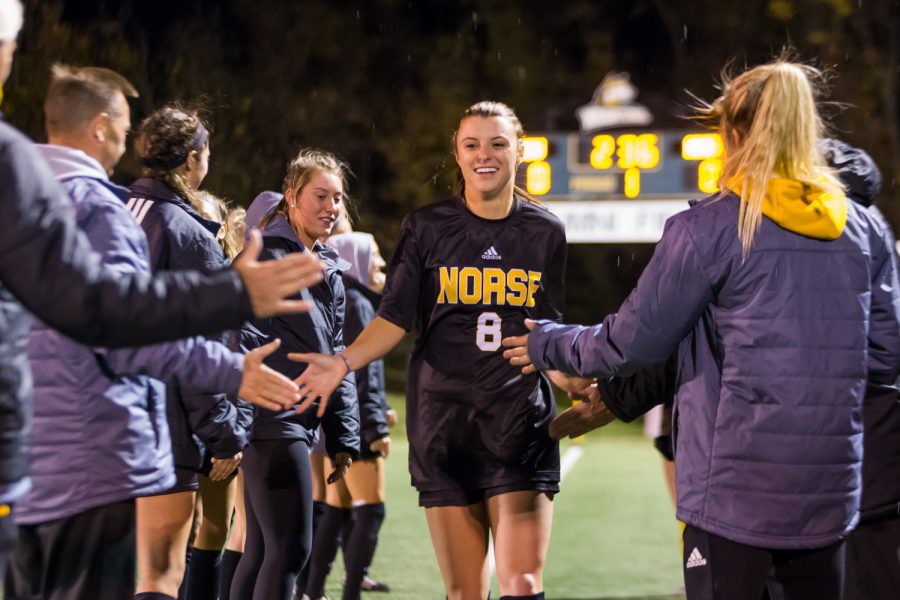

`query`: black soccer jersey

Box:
[379,196,567,493]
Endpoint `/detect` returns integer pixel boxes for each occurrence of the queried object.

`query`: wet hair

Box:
[696,59,843,257]
[135,105,210,216]
[44,64,138,135]
[258,148,352,231]
[451,100,538,204]
[0,0,23,42]
[194,190,244,260]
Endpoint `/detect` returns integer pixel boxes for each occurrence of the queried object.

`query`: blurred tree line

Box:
[5,0,898,387]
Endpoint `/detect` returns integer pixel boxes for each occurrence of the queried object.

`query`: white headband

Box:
[0,0,23,42]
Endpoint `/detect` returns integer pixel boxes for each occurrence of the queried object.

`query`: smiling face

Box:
[286,169,344,248]
[455,115,522,202]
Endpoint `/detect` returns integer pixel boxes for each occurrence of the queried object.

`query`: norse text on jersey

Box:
[436,266,543,307]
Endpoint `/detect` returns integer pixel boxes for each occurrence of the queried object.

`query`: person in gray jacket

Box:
[503,60,900,600]
[0,0,318,577]
[4,64,297,600]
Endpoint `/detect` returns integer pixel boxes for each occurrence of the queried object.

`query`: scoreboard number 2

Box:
[476,311,502,351]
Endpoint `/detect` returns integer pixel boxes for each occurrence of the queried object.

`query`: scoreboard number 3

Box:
[476,311,502,351]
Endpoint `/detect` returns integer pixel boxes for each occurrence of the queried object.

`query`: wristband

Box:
[337,353,352,376]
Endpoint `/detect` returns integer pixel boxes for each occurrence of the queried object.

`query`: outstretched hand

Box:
[327,452,352,484]
[289,352,348,417]
[238,338,301,411]
[549,384,616,439]
[501,319,537,375]
[233,229,324,318]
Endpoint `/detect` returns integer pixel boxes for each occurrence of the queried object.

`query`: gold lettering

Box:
[482,268,506,305]
[459,267,482,304]
[526,271,542,307]
[506,269,528,306]
[437,267,458,304]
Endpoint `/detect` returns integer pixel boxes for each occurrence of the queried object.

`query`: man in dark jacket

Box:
[0,0,319,574]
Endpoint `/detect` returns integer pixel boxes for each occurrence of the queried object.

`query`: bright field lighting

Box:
[526,161,552,195]
[682,134,724,160]
[522,137,549,162]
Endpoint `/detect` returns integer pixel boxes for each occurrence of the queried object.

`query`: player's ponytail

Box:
[452,100,542,206]
[695,59,843,258]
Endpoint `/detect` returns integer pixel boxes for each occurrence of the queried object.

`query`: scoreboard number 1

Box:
[476,311,502,351]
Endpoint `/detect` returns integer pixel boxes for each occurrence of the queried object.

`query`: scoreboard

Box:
[515,130,724,243]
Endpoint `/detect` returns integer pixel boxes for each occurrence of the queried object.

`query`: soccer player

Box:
[129,106,249,600]
[230,153,360,600]
[294,101,567,600]
[503,60,900,600]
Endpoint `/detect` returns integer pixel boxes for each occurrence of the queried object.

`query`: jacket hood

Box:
[36,144,107,183]
[728,176,847,240]
[36,144,132,200]
[245,191,349,271]
[328,232,374,285]
[822,139,882,207]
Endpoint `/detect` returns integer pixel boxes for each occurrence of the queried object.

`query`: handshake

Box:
[500,320,616,440]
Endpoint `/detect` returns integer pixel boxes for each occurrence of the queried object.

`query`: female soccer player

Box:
[229,152,360,600]
[295,101,567,600]
[129,106,248,600]
[503,60,900,600]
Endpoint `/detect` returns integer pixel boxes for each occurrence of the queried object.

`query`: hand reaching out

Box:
[288,352,348,417]
[501,319,537,374]
[549,384,616,439]
[238,338,301,411]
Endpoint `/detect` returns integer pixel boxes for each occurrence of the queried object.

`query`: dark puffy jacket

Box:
[343,276,390,449]
[0,120,252,498]
[129,178,249,470]
[241,192,359,460]
[531,181,900,549]
[19,145,250,524]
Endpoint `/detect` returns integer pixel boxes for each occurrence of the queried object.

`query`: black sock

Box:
[134,594,177,600]
[184,547,221,600]
[218,549,242,600]
[305,504,351,598]
[294,500,328,596]
[499,594,544,599]
[343,503,386,600]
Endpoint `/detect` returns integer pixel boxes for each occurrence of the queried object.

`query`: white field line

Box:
[487,444,585,577]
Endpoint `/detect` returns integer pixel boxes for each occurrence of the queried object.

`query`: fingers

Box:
[269,299,315,316]
[500,333,528,348]
[524,319,536,330]
[236,229,262,264]
[252,338,282,361]
[287,352,317,364]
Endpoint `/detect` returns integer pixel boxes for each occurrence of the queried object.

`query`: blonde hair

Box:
[697,60,843,257]
[451,101,539,205]
[194,190,244,260]
[258,148,352,231]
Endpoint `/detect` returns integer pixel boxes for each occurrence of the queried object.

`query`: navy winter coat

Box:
[19,145,251,524]
[0,119,252,498]
[242,192,359,460]
[129,178,249,470]
[530,178,900,549]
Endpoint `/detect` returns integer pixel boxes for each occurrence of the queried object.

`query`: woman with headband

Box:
[128,106,249,600]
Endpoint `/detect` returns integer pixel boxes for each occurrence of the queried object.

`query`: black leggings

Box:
[230,439,314,600]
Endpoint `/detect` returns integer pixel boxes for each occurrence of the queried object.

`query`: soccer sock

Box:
[184,547,221,600]
[294,500,328,596]
[343,503,386,600]
[134,594,177,600]
[305,504,351,598]
[499,594,544,599]
[218,549,242,600]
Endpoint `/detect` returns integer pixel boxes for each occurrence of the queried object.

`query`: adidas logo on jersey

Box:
[481,246,502,260]
[685,547,707,569]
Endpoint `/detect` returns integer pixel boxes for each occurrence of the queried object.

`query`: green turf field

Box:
[320,395,685,600]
